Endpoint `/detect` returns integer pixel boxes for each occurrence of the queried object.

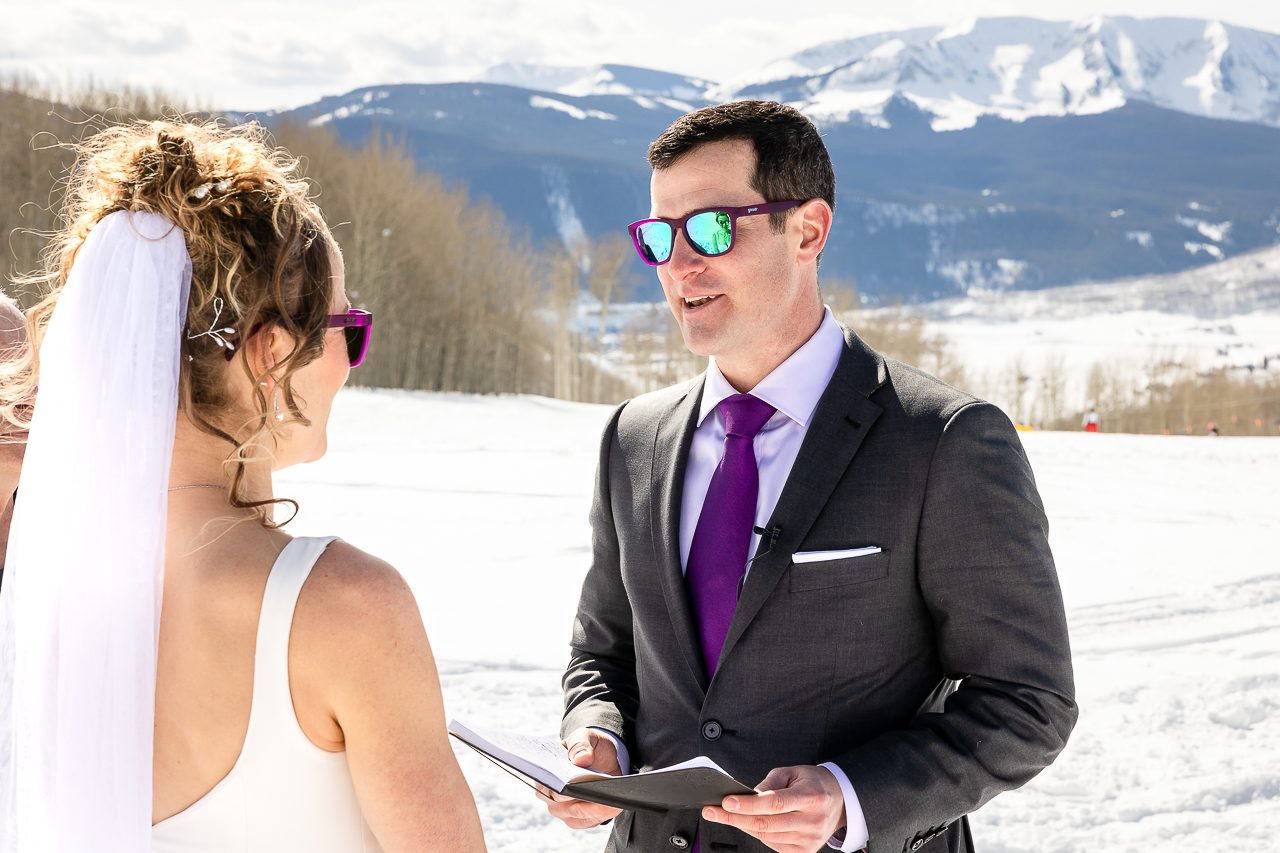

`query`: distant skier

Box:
[1082,402,1099,433]
[1207,422,1219,436]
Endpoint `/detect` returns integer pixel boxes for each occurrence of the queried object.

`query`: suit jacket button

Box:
[701,720,723,740]
[670,834,690,849]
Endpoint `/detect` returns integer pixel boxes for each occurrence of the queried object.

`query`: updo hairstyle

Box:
[15,119,339,524]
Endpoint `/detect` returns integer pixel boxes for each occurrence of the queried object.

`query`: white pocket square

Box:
[792,547,882,563]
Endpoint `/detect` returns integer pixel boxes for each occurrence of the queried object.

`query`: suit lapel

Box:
[649,376,709,693]
[717,328,887,672]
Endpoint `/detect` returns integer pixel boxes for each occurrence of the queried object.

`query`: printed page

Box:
[448,719,611,790]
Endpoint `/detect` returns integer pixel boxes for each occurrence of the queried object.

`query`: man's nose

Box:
[665,229,706,280]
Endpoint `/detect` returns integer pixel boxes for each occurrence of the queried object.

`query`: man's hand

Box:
[702,765,847,853]
[536,728,624,829]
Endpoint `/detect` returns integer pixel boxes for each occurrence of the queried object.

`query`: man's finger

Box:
[538,786,622,821]
[546,798,606,821]
[721,789,799,815]
[534,783,561,801]
[754,765,800,794]
[705,804,807,831]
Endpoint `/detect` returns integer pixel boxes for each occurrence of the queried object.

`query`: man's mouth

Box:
[683,295,719,309]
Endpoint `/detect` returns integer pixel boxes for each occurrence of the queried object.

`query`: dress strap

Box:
[247,536,340,742]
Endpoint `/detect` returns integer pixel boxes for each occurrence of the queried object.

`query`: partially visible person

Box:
[1082,401,1099,432]
[0,293,27,586]
[0,120,485,853]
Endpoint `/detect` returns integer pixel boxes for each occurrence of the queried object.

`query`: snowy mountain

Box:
[724,17,1280,131]
[254,16,1280,302]
[478,63,715,109]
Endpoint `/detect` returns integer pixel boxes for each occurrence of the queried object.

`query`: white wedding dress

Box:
[152,536,384,852]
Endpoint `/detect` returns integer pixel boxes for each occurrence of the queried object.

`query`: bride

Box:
[0,120,487,852]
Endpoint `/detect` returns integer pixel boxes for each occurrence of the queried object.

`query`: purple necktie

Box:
[686,393,777,678]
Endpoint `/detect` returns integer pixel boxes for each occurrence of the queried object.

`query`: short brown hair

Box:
[647,100,836,232]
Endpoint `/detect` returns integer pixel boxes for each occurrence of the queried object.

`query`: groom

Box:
[542,101,1077,853]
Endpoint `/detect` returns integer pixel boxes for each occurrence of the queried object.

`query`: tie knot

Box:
[719,394,776,439]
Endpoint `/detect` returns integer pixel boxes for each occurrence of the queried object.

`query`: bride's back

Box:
[153,506,282,824]
[11,120,485,853]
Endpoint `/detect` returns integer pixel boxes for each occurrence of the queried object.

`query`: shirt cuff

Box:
[819,762,869,852]
[588,727,631,775]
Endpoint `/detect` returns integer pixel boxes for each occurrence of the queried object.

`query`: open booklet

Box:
[448,719,755,815]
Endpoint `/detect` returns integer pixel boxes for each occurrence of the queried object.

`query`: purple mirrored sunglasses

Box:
[221,309,374,368]
[628,200,802,266]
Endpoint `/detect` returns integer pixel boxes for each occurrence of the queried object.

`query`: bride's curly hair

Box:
[5,118,339,526]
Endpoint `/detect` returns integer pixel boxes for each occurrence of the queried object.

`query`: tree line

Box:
[0,81,649,403]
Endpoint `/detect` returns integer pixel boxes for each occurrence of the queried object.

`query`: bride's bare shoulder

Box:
[295,539,423,632]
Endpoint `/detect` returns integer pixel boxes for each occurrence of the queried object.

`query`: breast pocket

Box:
[788,550,890,592]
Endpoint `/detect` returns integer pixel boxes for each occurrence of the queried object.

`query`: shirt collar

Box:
[698,307,845,429]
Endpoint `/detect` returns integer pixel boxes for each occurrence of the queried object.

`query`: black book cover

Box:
[563,766,756,815]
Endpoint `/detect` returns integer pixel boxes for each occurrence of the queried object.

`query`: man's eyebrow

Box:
[652,203,734,219]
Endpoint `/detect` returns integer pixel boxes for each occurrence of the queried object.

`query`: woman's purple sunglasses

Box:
[223,309,374,368]
[328,310,374,368]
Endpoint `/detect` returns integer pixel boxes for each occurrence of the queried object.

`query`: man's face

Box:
[650,139,818,380]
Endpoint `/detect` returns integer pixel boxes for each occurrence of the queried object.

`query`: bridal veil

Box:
[0,210,191,852]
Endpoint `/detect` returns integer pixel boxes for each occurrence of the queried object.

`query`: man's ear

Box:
[794,199,833,266]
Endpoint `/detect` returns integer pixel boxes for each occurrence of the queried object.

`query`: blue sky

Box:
[3,0,1278,111]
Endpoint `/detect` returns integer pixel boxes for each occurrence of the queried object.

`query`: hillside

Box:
[923,242,1280,321]
[259,82,1280,301]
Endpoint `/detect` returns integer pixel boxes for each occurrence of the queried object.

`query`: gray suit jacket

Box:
[563,328,1077,853]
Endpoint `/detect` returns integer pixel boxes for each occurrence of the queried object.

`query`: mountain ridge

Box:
[245,16,1280,302]
[463,17,1280,132]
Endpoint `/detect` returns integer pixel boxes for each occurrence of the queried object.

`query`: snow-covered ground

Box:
[276,388,1280,853]
[909,248,1280,416]
[929,307,1280,406]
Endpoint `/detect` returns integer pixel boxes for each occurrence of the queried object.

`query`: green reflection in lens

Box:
[688,211,733,255]
[636,221,673,263]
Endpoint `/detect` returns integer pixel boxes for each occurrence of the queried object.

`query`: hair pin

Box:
[189,178,234,201]
[187,297,237,350]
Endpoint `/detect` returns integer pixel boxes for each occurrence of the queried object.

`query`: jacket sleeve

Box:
[560,402,641,749]
[833,401,1078,853]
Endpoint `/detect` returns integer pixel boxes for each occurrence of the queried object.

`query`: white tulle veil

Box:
[0,210,192,851]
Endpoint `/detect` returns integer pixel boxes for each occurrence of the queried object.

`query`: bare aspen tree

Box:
[586,233,632,403]
[545,243,582,401]
[270,119,557,397]
[1036,354,1067,427]
[1,80,188,303]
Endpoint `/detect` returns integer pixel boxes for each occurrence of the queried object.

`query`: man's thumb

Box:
[566,737,594,767]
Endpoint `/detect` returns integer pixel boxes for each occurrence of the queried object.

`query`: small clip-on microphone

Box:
[740,525,784,599]
[752,524,782,549]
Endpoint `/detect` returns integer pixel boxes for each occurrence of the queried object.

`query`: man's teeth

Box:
[684,295,717,308]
